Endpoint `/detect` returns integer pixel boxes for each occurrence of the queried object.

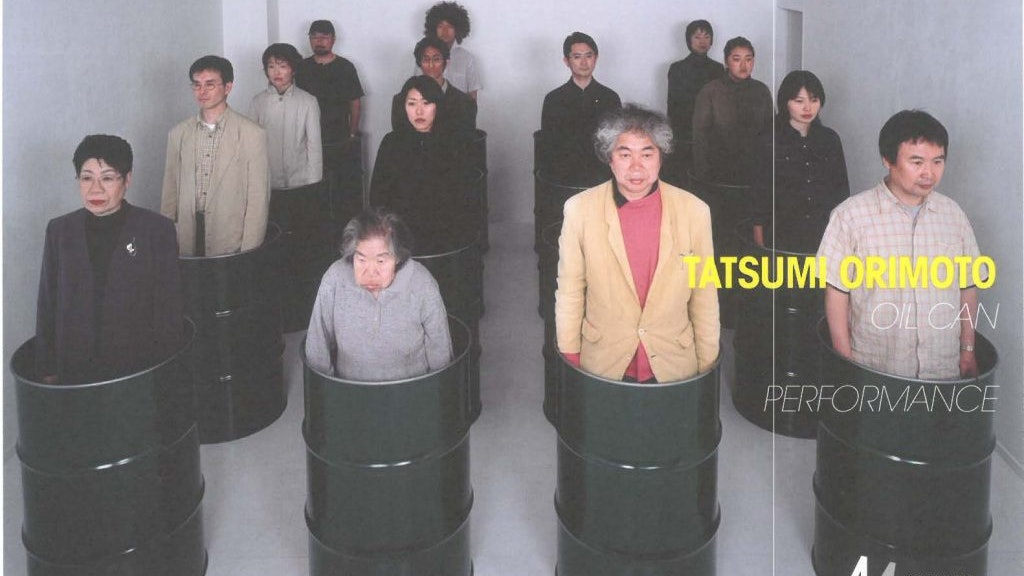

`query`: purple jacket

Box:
[35,203,184,384]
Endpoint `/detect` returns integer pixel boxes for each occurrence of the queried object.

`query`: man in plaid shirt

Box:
[818,110,985,380]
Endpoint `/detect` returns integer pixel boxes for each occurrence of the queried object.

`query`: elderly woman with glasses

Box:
[35,134,184,384]
[305,207,453,381]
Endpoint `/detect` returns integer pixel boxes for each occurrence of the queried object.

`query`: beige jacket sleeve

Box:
[240,125,270,251]
[554,195,586,355]
[686,197,720,371]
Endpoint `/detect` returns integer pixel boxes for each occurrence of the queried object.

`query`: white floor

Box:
[4,221,1024,575]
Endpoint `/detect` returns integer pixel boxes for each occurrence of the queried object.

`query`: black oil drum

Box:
[812,318,997,576]
[732,221,824,438]
[686,171,751,329]
[179,223,286,443]
[533,169,605,255]
[303,317,475,576]
[553,356,722,575]
[269,183,337,333]
[415,238,483,421]
[539,220,562,423]
[11,321,207,576]
[325,133,365,231]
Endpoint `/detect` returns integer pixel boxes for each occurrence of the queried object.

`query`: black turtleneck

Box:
[85,201,128,315]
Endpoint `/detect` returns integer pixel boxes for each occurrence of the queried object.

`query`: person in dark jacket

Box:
[691,36,772,185]
[370,75,474,253]
[751,70,849,252]
[667,19,725,144]
[35,135,184,384]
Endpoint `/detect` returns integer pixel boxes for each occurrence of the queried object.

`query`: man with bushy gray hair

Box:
[555,104,720,382]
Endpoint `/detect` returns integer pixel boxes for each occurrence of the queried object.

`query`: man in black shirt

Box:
[540,31,621,184]
[667,20,724,144]
[295,19,365,220]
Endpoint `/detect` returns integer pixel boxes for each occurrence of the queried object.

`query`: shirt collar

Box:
[196,108,228,130]
[613,179,659,208]
[267,83,295,97]
[876,180,942,214]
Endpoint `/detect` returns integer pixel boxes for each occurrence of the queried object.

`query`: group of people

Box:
[34,2,483,385]
[550,20,985,383]
[34,9,986,389]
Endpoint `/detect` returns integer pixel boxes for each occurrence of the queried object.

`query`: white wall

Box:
[2,0,224,457]
[800,0,1024,472]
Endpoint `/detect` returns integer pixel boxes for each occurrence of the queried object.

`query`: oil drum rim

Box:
[177,221,283,261]
[11,317,196,390]
[412,234,482,259]
[814,317,999,384]
[301,315,471,386]
[733,217,820,257]
[559,352,722,389]
[685,170,752,192]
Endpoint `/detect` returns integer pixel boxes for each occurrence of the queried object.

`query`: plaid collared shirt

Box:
[818,182,985,380]
[194,112,226,211]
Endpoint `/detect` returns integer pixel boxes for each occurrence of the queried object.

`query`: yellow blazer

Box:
[160,106,270,257]
[555,180,720,381]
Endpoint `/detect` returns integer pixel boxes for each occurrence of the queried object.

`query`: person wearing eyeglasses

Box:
[392,36,476,134]
[160,55,270,256]
[295,19,364,221]
[35,135,184,384]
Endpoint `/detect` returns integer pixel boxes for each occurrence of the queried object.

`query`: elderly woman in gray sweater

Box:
[305,208,452,380]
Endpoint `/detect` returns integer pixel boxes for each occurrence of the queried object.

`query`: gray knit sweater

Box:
[305,259,453,381]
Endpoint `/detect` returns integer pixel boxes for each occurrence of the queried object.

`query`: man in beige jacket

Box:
[555,104,720,382]
[162,55,270,257]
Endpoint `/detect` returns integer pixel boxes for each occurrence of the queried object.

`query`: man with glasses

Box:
[540,31,621,184]
[296,19,364,221]
[161,55,269,256]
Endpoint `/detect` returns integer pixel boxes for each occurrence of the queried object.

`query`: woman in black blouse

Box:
[751,70,849,253]
[370,75,475,253]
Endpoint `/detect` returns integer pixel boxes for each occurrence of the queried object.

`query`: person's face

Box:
[689,30,712,55]
[609,132,662,200]
[436,20,457,46]
[420,46,447,84]
[309,32,335,56]
[191,69,232,112]
[564,42,597,82]
[405,88,437,133]
[78,158,130,216]
[786,87,821,131]
[265,57,295,93]
[725,46,754,81]
[353,236,397,296]
[883,140,946,206]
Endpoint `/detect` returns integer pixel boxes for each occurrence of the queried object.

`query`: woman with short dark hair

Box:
[305,207,452,381]
[35,134,184,384]
[751,70,850,252]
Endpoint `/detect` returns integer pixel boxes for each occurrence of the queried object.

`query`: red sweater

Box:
[618,188,662,381]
